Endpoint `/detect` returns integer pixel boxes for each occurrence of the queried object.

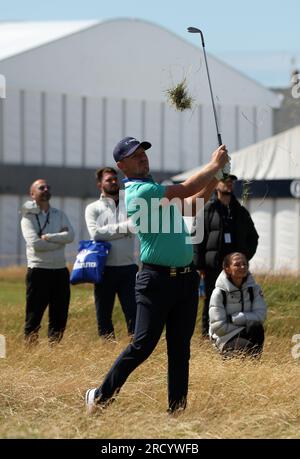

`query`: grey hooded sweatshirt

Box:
[21,201,75,269]
[209,270,267,351]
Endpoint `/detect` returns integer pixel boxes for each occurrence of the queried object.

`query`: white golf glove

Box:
[231,311,247,326]
[214,156,231,180]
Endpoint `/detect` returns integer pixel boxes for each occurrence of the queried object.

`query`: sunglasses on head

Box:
[38,185,51,191]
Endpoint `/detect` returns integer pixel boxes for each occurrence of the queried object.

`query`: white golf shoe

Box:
[85,388,99,415]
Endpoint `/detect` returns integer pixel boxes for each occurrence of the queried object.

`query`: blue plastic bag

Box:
[70,240,111,285]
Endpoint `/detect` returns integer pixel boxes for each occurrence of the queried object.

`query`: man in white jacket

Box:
[21,179,75,344]
[85,167,137,339]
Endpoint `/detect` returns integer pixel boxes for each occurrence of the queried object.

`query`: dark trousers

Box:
[94,264,138,337]
[95,265,199,411]
[201,269,221,336]
[25,267,70,342]
[222,323,265,357]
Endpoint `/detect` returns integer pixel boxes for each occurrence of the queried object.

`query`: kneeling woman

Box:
[209,252,267,357]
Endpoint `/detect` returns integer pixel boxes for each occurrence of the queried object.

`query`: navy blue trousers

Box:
[94,264,138,337]
[95,265,199,411]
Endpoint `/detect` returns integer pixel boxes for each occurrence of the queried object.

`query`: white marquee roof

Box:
[172,125,300,181]
[230,125,300,180]
[0,19,280,107]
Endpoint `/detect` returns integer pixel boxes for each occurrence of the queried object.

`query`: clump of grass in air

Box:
[165,78,194,111]
[241,180,253,206]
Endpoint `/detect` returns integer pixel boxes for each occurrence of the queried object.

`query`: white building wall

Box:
[45,93,63,165]
[273,199,299,272]
[1,88,274,172]
[85,96,104,168]
[0,195,23,266]
[220,105,238,152]
[248,198,274,272]
[125,100,144,141]
[144,101,163,170]
[181,108,201,170]
[0,19,280,108]
[3,89,21,163]
[248,198,300,274]
[105,99,123,164]
[24,90,42,164]
[65,95,82,167]
[0,19,279,172]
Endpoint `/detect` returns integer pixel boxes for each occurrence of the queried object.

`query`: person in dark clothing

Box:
[193,175,259,337]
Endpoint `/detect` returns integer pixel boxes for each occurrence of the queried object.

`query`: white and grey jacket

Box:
[85,195,137,267]
[209,270,267,351]
[21,201,75,269]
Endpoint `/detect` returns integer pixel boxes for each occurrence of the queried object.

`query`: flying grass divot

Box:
[165,78,194,111]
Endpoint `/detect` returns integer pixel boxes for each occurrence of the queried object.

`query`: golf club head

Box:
[187,27,205,46]
[187,27,201,34]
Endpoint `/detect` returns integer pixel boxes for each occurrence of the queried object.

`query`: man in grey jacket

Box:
[21,179,74,344]
[85,167,137,339]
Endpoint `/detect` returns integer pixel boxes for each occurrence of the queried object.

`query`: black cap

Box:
[113,136,151,162]
[221,174,238,181]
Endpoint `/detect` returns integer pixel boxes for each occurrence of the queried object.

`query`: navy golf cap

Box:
[221,174,238,181]
[113,136,152,162]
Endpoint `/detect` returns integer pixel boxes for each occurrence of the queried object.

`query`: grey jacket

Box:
[85,195,137,267]
[21,201,75,269]
[209,270,267,350]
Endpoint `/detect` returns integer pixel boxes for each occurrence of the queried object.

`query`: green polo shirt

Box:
[125,178,193,267]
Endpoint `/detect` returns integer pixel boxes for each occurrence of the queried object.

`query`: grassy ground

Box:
[1,267,300,439]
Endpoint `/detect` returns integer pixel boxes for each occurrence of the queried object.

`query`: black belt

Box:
[142,263,194,277]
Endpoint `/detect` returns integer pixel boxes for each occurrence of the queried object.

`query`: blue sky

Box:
[0,0,299,87]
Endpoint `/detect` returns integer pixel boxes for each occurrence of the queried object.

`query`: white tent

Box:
[232,126,300,273]
[231,125,300,180]
[172,126,300,273]
[172,125,300,182]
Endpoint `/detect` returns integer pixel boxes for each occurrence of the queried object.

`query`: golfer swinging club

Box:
[86,136,229,414]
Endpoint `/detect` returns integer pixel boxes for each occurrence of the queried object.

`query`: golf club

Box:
[187,26,222,147]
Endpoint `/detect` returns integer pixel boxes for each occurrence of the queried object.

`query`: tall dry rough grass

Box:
[1,267,300,439]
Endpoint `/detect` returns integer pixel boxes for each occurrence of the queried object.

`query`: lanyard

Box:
[35,212,50,237]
